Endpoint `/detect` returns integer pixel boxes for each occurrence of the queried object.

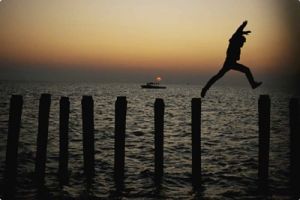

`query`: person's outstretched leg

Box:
[201,68,228,97]
[232,63,262,89]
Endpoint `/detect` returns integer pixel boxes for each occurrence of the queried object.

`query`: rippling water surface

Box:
[0,81,293,199]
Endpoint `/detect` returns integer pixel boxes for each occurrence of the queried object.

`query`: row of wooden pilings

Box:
[2,94,300,199]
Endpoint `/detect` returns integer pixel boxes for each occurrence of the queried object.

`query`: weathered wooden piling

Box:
[35,93,51,184]
[114,96,127,186]
[58,97,70,184]
[81,96,95,179]
[289,98,300,194]
[258,95,270,185]
[192,98,201,187]
[154,98,165,179]
[3,95,23,198]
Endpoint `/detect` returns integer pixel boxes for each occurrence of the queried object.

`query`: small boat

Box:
[141,82,166,89]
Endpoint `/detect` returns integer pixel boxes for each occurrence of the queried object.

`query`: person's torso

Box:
[226,35,242,61]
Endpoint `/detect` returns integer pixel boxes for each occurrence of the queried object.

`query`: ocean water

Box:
[0,81,294,199]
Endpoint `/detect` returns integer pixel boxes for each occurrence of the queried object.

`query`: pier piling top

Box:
[117,96,127,101]
[61,96,69,101]
[259,95,270,100]
[192,98,201,104]
[82,95,93,102]
[116,96,127,107]
[11,94,23,101]
[40,93,51,100]
[155,98,165,105]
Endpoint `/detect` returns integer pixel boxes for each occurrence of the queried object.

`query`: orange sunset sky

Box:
[0,0,299,82]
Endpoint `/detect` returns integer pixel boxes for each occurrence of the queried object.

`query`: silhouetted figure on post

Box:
[201,21,262,97]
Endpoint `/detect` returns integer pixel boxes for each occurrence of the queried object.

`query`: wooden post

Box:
[81,96,95,179]
[258,95,270,185]
[35,93,51,184]
[289,98,300,195]
[154,98,165,180]
[114,96,127,187]
[192,98,201,187]
[3,95,23,199]
[58,97,70,184]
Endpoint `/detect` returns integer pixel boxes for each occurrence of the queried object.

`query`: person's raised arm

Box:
[236,21,247,33]
[234,20,251,36]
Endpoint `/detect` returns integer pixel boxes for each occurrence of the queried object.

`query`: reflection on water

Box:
[0,81,293,199]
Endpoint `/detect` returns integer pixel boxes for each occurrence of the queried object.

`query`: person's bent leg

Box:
[201,68,228,97]
[232,63,261,88]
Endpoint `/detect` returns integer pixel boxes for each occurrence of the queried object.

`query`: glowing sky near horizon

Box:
[0,0,292,73]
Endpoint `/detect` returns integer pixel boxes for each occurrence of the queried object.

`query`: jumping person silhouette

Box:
[201,21,262,97]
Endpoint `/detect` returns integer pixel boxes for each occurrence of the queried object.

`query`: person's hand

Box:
[236,20,249,34]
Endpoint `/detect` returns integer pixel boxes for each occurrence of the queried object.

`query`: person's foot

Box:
[201,88,207,98]
[252,81,262,89]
